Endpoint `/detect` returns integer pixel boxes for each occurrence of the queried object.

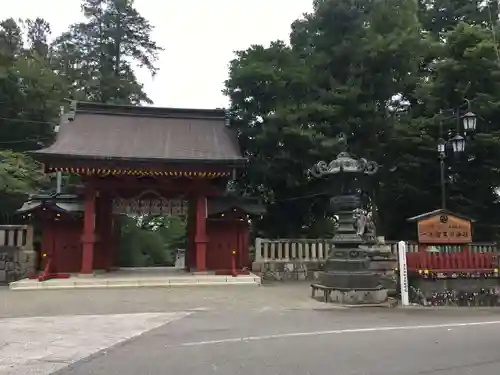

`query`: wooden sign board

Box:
[417,214,472,244]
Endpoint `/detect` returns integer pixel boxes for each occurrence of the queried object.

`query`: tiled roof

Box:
[32,102,244,165]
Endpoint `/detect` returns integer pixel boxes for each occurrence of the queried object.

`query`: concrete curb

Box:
[9,274,262,291]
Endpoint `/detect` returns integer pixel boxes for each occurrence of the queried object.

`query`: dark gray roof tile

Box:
[32,102,244,165]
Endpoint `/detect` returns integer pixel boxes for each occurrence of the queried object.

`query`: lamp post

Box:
[437,101,477,209]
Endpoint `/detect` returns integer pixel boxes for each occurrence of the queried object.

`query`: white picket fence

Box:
[254,238,497,263]
[0,225,33,249]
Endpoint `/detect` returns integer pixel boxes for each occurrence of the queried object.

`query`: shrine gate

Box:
[26,102,259,276]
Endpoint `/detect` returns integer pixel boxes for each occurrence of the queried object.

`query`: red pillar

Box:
[41,220,55,274]
[237,222,245,269]
[81,189,96,274]
[100,195,114,271]
[111,215,121,270]
[195,195,208,272]
[187,199,197,271]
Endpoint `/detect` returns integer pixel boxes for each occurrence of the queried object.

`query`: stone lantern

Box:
[309,135,387,304]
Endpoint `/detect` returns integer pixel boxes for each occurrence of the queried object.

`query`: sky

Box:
[6,0,313,109]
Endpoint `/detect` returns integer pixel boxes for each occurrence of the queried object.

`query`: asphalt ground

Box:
[1,283,499,374]
[55,308,500,375]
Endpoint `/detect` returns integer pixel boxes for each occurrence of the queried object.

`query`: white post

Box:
[254,238,263,262]
[398,240,410,306]
[56,171,62,193]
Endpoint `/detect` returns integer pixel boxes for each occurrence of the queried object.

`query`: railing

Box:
[254,238,335,263]
[385,241,498,254]
[254,238,498,263]
[0,225,33,249]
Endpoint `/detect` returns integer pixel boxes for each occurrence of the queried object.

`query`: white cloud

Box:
[5,0,313,108]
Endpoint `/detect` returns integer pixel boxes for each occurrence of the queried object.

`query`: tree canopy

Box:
[52,0,163,104]
[0,17,65,217]
[225,0,500,241]
[2,0,500,245]
[0,1,187,258]
[0,0,163,211]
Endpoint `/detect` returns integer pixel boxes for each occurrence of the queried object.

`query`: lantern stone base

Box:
[318,270,381,290]
[328,287,388,305]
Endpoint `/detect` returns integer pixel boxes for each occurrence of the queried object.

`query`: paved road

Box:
[56,309,500,375]
[0,283,327,318]
[1,283,500,374]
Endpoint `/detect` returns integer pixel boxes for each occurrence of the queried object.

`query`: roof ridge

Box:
[76,101,227,120]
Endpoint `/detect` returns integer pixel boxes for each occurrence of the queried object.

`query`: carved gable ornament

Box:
[112,191,188,216]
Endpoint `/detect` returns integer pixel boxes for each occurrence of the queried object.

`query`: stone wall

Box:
[0,247,36,284]
[258,261,324,281]
[0,225,36,284]
[258,258,397,289]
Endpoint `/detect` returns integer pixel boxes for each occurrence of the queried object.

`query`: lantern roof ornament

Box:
[309,133,379,178]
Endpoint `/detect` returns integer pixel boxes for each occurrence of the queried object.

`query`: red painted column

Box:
[101,195,114,271]
[186,198,197,271]
[41,220,54,274]
[195,195,208,272]
[111,215,121,270]
[243,223,250,269]
[81,189,96,274]
[238,222,247,269]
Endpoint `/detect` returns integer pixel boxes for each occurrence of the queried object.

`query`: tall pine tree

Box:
[52,0,163,104]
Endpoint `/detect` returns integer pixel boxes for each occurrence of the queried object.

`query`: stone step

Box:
[9,274,261,290]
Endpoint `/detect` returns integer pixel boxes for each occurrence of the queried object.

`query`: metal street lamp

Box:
[462,111,477,132]
[450,134,466,154]
[437,139,446,154]
[437,101,477,209]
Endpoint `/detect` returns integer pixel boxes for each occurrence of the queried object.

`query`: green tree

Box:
[410,22,500,240]
[0,18,66,219]
[226,0,427,238]
[51,0,163,104]
[24,18,52,57]
[227,0,500,241]
[142,215,187,251]
[418,0,499,37]
[225,41,317,236]
[0,150,49,221]
[0,18,66,152]
[119,215,187,267]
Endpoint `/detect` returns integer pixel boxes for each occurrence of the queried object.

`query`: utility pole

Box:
[55,101,76,194]
[55,106,64,194]
[438,115,446,209]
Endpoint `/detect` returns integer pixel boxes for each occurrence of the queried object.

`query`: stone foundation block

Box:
[0,248,37,283]
[329,289,388,305]
[369,260,397,271]
[22,250,36,267]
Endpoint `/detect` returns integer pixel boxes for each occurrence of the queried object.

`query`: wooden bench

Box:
[311,284,384,303]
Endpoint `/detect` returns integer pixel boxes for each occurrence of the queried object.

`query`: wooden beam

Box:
[82,175,225,196]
